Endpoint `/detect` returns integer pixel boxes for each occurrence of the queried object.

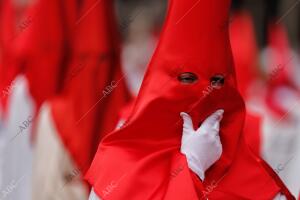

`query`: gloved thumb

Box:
[198,109,224,133]
[180,112,194,135]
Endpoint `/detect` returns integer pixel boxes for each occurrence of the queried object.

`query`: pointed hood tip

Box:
[149,0,235,81]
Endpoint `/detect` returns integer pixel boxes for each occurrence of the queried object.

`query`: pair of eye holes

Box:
[178,72,225,89]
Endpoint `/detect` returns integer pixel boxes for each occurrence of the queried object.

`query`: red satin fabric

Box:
[86,0,294,199]
[244,112,262,159]
[50,0,130,174]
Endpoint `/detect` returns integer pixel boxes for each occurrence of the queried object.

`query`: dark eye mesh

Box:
[178,72,198,84]
[210,75,225,89]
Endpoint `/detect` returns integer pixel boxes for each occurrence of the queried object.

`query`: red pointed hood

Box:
[10,0,77,110]
[50,0,130,174]
[0,0,55,113]
[87,0,294,199]
[266,23,295,88]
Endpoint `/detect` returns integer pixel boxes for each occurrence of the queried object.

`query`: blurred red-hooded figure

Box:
[0,0,77,133]
[264,23,299,118]
[86,0,294,199]
[260,21,300,199]
[229,6,263,157]
[230,10,260,100]
[12,0,74,112]
[50,0,131,174]
[32,0,130,199]
[0,1,74,200]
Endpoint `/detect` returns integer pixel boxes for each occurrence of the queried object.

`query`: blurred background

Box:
[0,0,300,199]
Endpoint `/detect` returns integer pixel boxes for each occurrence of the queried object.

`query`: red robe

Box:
[86,0,294,199]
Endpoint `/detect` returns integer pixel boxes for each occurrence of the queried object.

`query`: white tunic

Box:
[32,103,88,200]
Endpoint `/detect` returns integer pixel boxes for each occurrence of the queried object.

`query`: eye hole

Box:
[210,75,225,89]
[178,72,198,84]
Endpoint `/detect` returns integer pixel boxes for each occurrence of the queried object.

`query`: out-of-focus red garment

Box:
[265,23,298,117]
[50,0,130,174]
[86,0,294,199]
[230,11,259,100]
[230,11,262,157]
[13,0,76,110]
[0,0,76,117]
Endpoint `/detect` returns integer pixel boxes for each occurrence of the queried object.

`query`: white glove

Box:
[88,188,101,200]
[180,110,224,180]
[273,193,286,200]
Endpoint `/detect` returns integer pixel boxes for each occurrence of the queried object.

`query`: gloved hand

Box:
[180,109,224,180]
